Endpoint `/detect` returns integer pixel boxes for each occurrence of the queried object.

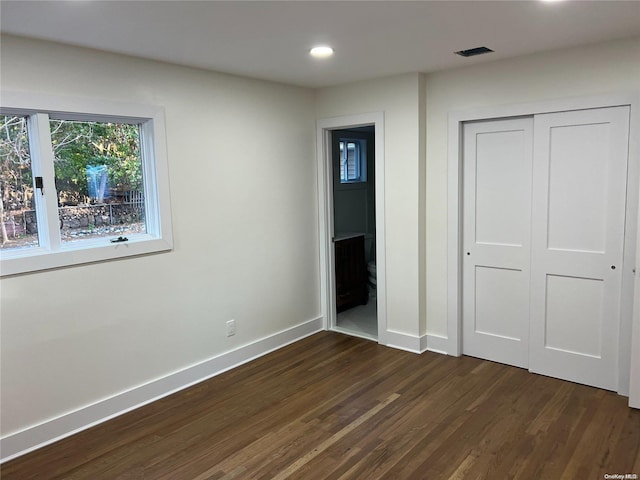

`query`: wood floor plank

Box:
[2,331,639,480]
[269,393,400,480]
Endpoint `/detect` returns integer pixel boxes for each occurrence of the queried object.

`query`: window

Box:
[49,119,146,244]
[0,92,173,276]
[339,138,367,184]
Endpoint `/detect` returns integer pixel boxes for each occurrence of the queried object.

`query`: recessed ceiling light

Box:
[310,46,334,59]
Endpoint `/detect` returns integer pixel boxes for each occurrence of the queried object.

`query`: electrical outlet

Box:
[226,319,236,337]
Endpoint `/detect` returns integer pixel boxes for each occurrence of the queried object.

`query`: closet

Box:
[462,106,630,391]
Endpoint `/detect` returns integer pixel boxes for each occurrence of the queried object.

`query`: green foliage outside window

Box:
[50,120,142,205]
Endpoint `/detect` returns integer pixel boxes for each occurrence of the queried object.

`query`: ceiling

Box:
[1,0,639,88]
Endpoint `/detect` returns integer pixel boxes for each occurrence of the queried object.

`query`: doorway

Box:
[316,112,387,345]
[332,127,377,339]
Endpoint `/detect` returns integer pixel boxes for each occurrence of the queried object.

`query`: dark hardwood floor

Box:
[3,331,640,479]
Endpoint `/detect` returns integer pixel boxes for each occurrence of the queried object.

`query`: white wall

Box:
[424,37,640,338]
[0,36,319,439]
[316,73,427,338]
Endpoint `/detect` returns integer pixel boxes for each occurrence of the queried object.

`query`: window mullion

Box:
[28,113,61,251]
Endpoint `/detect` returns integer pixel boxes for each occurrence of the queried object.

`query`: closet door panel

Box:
[529,106,629,391]
[462,118,534,369]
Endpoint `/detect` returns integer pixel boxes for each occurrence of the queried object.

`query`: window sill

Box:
[0,235,172,277]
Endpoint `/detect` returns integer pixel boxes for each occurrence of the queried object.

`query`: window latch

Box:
[110,236,129,243]
[35,176,44,195]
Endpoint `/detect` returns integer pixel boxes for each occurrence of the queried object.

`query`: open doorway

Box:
[332,127,377,340]
[316,112,386,345]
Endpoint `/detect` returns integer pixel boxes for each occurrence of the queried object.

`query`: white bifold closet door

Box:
[463,106,630,391]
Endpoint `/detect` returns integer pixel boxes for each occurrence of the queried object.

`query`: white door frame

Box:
[317,112,387,345]
[447,93,640,397]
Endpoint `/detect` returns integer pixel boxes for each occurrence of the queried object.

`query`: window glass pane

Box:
[339,141,346,182]
[0,115,39,250]
[49,119,146,243]
[347,142,358,180]
[339,138,366,184]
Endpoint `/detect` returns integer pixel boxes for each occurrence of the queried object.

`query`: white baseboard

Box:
[383,330,451,356]
[421,334,449,355]
[384,330,421,353]
[0,317,323,463]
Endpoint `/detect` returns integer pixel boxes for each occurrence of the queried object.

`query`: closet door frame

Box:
[446,92,640,397]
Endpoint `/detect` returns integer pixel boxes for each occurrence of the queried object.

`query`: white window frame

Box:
[0,91,173,276]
